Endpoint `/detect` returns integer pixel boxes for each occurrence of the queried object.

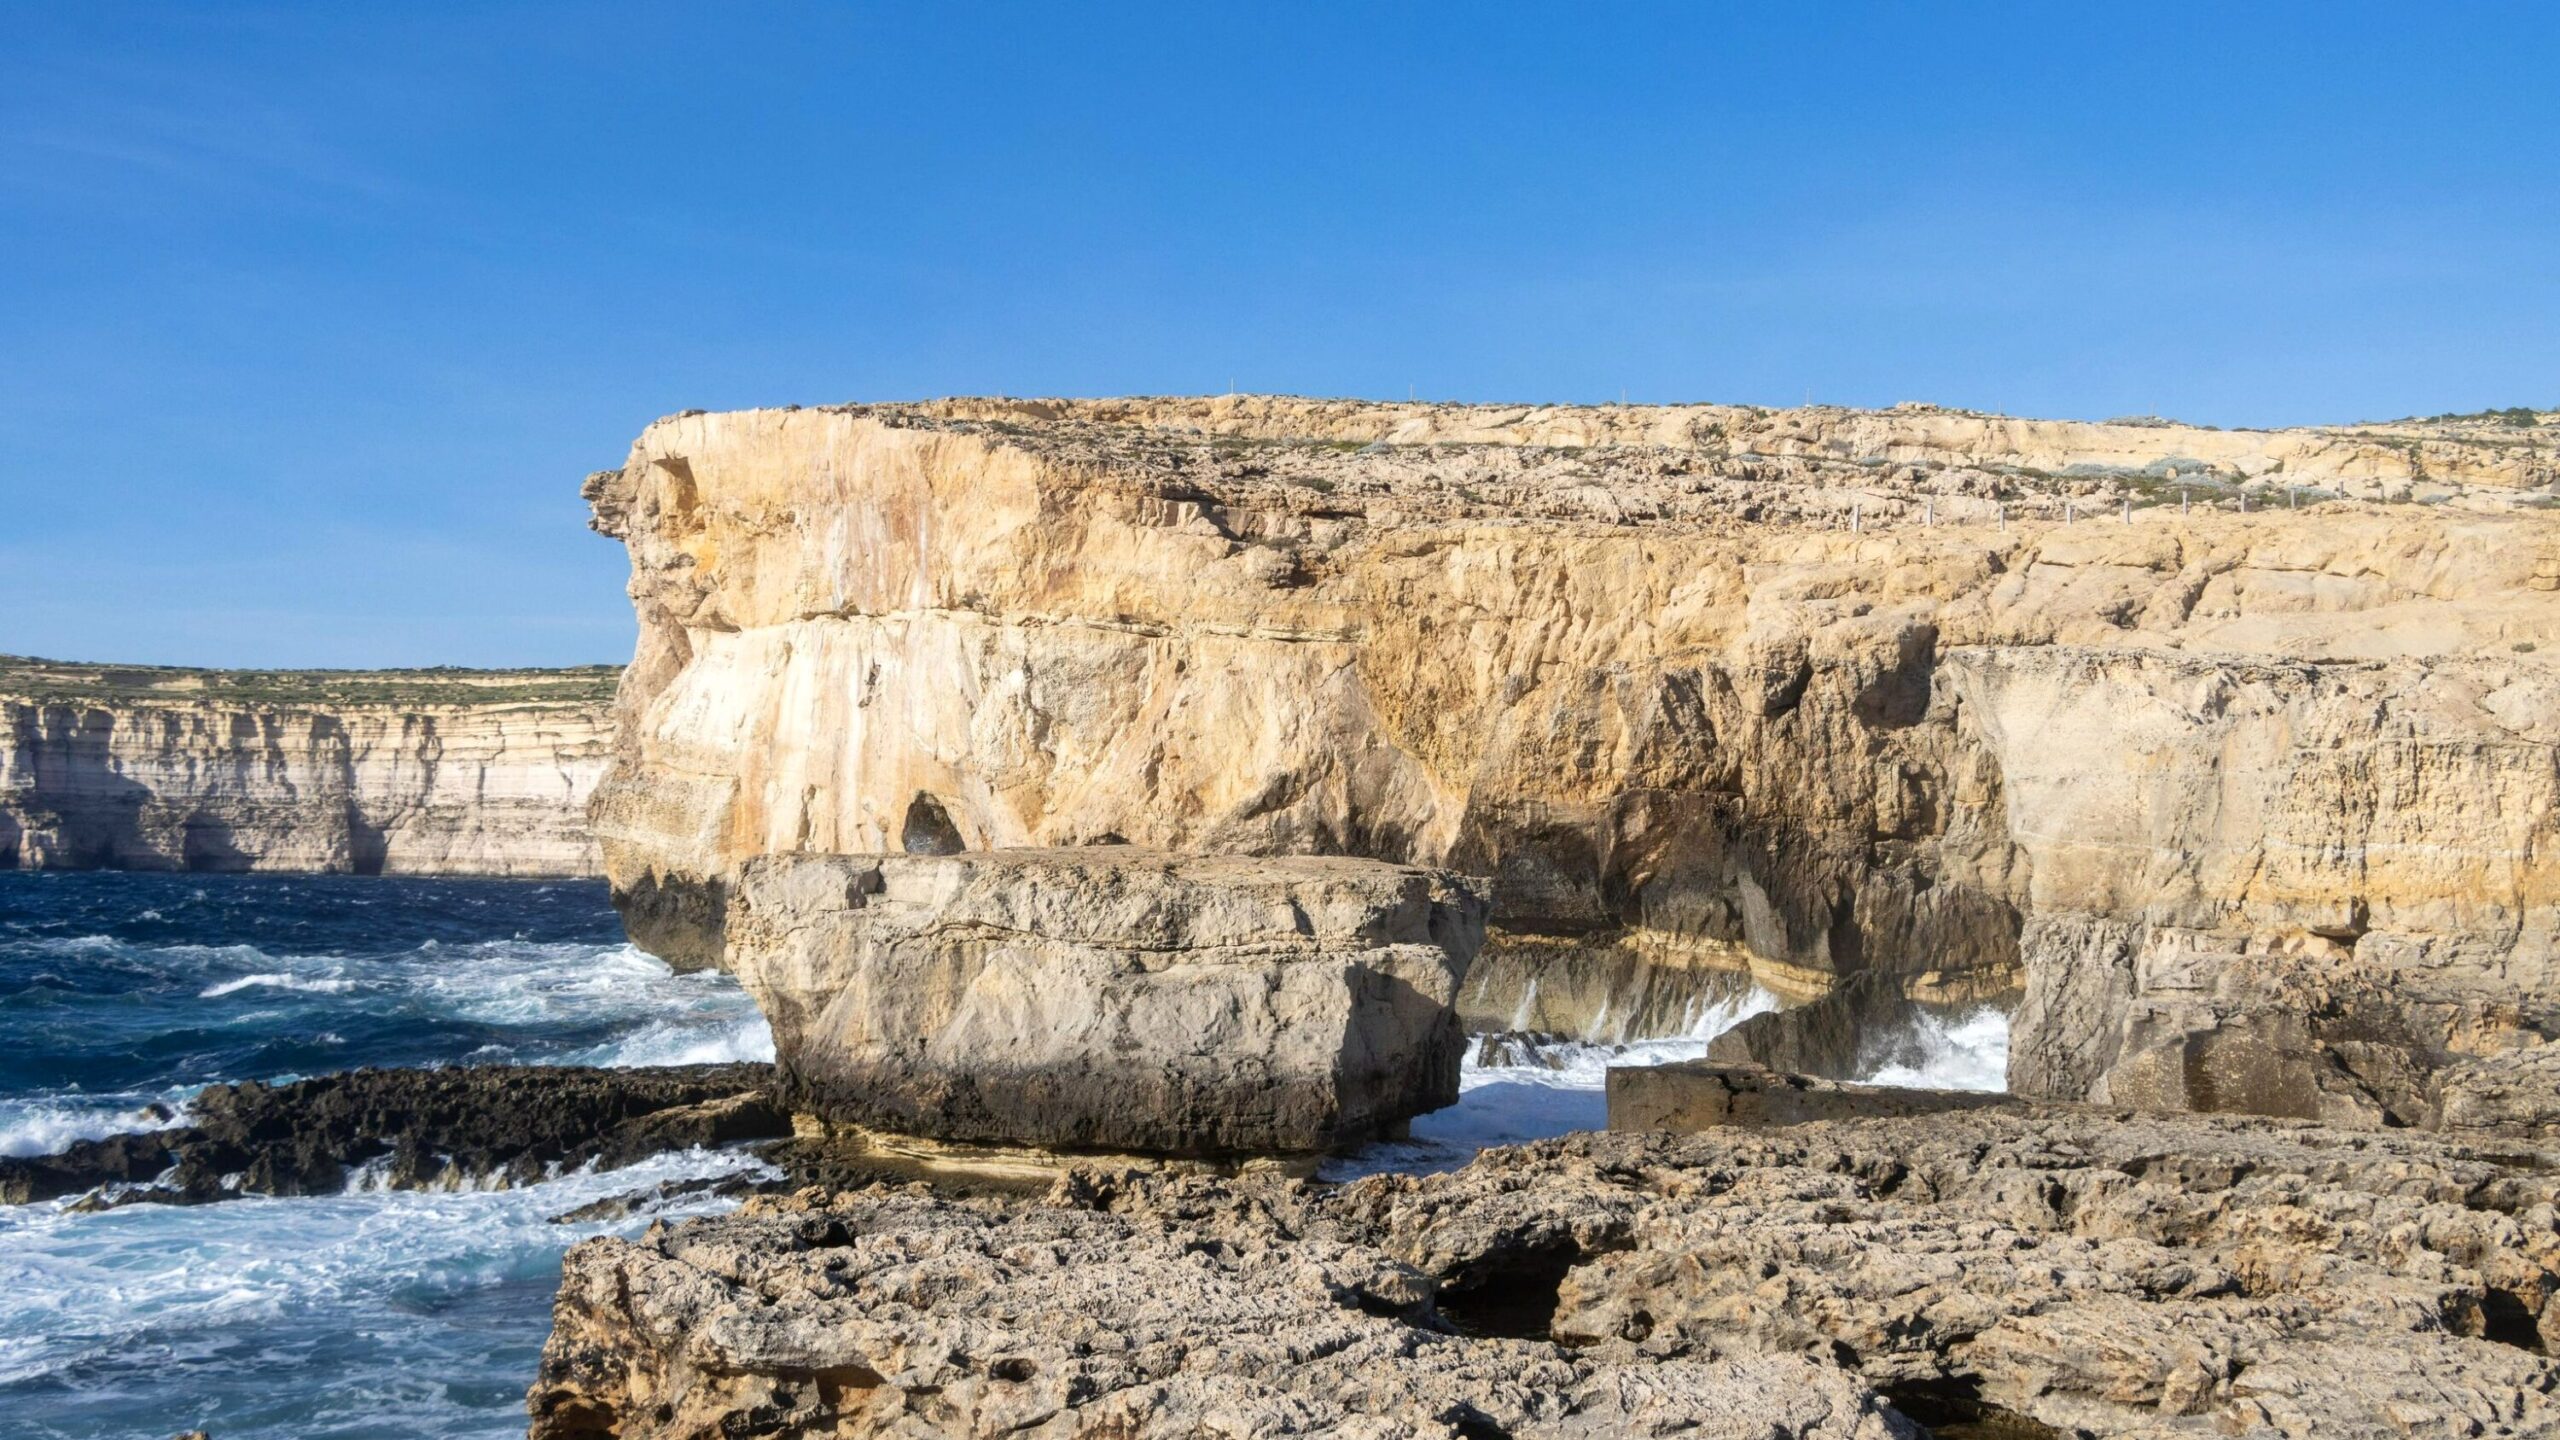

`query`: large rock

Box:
[529,1106,2560,1439]
[0,655,614,875]
[725,848,1484,1155]
[584,397,2560,1123]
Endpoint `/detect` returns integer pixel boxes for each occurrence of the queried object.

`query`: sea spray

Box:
[0,872,778,1440]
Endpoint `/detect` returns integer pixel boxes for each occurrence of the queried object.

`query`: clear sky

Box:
[5,3,2555,668]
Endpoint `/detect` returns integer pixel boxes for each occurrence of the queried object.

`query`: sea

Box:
[0,871,2007,1439]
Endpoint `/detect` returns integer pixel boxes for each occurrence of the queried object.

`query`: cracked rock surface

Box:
[531,1106,2560,1438]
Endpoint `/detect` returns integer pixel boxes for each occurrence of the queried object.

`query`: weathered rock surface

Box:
[530,1185,1915,1440]
[1607,1060,2017,1130]
[531,1106,2560,1439]
[585,395,2560,1122]
[725,848,1484,1155]
[0,655,614,876]
[0,1063,785,1206]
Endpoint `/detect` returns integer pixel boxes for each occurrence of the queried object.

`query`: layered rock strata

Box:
[725,848,1484,1154]
[531,1106,2560,1439]
[0,655,616,875]
[587,396,2560,1119]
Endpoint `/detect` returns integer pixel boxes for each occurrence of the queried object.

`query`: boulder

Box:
[724,848,1485,1155]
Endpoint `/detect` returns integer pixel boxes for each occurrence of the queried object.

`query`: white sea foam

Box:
[0,1094,192,1158]
[1324,982,1785,1179]
[1327,983,2013,1180]
[0,1146,771,1427]
[575,1014,777,1067]
[199,971,361,998]
[1863,1005,2010,1092]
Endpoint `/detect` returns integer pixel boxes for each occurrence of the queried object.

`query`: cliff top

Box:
[0,655,621,709]
[635,395,2559,534]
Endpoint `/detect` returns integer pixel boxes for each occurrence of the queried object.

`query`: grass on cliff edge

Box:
[0,655,621,708]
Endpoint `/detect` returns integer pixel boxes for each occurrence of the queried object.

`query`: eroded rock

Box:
[0,655,613,876]
[587,397,2560,1122]
[529,1183,1915,1440]
[0,1063,786,1206]
[724,849,1485,1155]
[531,1105,2560,1438]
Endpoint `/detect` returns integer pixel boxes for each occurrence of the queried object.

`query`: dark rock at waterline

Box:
[1707,970,1925,1080]
[1608,1060,2018,1130]
[0,1063,789,1207]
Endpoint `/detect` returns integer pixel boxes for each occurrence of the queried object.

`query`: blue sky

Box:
[4,3,2555,667]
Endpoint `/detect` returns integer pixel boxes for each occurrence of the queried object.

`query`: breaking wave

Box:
[0,872,776,1439]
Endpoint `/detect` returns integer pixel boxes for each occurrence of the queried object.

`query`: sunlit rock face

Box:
[724,847,1483,1156]
[0,657,614,876]
[587,396,2560,1121]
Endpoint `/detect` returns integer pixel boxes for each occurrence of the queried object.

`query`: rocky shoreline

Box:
[0,1064,789,1208]
[18,1052,2559,1436]
[21,394,2560,1438]
[527,1105,2560,1438]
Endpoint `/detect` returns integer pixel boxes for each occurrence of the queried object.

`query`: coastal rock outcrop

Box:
[0,1063,785,1206]
[0,655,614,876]
[724,848,1484,1154]
[530,1105,2560,1439]
[586,396,2560,1120]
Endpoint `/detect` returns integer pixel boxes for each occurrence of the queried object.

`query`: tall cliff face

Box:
[0,658,615,877]
[587,397,2560,1120]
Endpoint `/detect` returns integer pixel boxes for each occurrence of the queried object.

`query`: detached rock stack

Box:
[725,848,1485,1155]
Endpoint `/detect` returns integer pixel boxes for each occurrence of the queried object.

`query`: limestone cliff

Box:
[586,396,2560,1120]
[0,656,615,876]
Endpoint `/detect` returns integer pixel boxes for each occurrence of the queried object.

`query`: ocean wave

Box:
[572,1014,776,1068]
[0,1146,772,1423]
[0,1093,192,1158]
[1327,985,2012,1180]
[198,971,361,998]
[1863,1005,2010,1092]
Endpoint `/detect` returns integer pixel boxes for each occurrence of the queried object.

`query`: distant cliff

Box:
[0,657,615,877]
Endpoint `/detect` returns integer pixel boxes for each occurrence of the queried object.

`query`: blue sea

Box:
[0,872,774,1440]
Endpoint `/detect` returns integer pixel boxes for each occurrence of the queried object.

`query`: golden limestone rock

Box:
[585,397,2560,1124]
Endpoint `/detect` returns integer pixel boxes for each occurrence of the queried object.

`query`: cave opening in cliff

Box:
[900,793,966,856]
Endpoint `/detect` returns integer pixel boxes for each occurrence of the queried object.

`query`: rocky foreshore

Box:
[529,1106,2560,1439]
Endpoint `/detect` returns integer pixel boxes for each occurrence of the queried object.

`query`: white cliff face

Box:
[586,397,2560,1121]
[0,659,614,877]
